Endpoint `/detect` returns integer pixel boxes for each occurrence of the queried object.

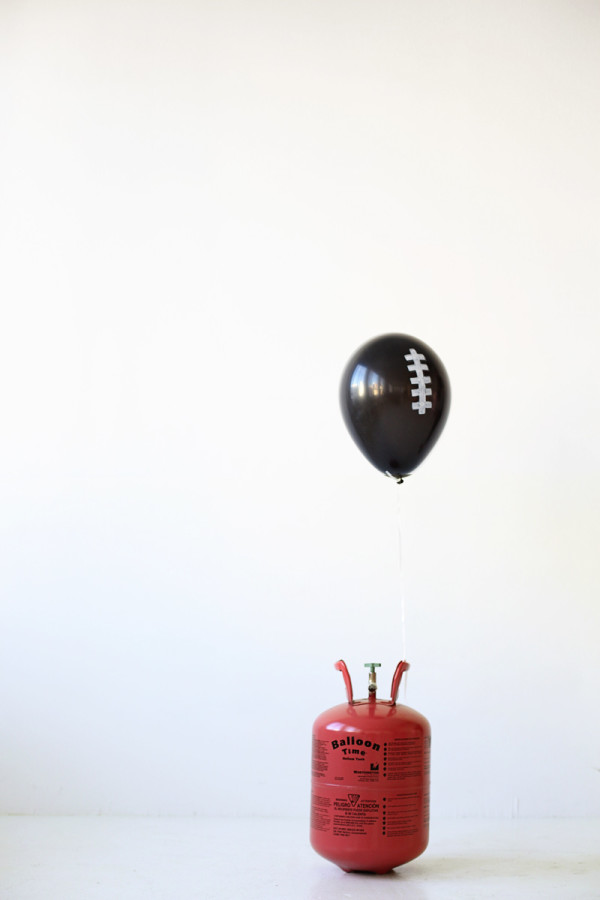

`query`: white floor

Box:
[1,816,598,899]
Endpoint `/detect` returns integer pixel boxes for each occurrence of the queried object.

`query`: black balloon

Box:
[340,334,450,480]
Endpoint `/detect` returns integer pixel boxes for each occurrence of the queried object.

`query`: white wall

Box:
[1,0,599,818]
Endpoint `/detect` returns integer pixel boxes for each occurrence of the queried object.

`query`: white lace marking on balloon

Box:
[405,348,432,414]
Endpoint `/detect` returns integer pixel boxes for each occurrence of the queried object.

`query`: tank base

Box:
[311,835,428,875]
[341,866,395,875]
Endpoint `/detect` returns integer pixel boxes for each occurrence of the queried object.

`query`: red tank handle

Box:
[390,660,410,703]
[334,659,354,703]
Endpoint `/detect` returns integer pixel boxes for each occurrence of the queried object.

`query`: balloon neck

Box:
[385,472,410,484]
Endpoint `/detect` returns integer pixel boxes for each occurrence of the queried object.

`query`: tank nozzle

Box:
[364,663,381,696]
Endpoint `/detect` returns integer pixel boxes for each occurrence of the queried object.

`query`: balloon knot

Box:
[385,471,407,484]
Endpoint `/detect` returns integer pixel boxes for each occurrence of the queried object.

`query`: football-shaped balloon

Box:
[340,334,450,480]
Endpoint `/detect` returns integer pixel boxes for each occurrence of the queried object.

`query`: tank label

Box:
[331,737,381,752]
[316,734,425,786]
[385,735,425,782]
[311,733,430,841]
[311,786,427,839]
[332,794,380,836]
[312,737,329,780]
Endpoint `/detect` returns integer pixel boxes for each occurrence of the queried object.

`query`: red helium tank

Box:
[310,660,430,874]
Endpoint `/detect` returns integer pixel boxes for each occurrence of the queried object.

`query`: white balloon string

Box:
[395,485,408,698]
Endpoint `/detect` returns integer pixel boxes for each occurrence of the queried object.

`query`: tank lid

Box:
[334,659,410,704]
